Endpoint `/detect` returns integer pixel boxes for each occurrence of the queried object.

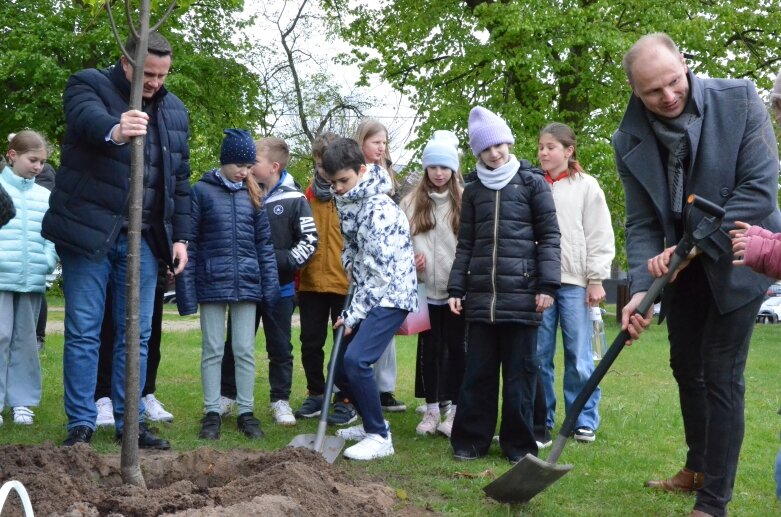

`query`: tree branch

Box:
[151,0,178,32]
[106,0,133,64]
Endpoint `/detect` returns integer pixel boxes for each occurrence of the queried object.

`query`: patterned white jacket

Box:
[335,165,418,328]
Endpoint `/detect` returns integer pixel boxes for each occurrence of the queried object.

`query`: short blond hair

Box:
[256,137,289,170]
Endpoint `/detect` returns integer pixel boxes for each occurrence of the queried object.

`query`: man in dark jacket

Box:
[615,33,781,517]
[42,32,192,449]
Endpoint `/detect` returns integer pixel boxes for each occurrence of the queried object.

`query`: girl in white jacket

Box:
[400,131,465,437]
[0,130,57,426]
[536,122,615,443]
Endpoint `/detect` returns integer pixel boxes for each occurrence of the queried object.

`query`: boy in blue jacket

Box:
[321,137,417,460]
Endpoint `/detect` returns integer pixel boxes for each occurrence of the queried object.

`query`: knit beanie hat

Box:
[220,129,256,165]
[468,106,514,156]
[422,130,460,172]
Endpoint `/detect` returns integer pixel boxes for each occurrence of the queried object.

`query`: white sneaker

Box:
[144,394,174,422]
[415,403,426,414]
[437,407,456,437]
[270,400,296,426]
[95,397,115,427]
[416,409,440,436]
[336,424,367,441]
[13,407,34,425]
[219,396,236,417]
[0,413,3,426]
[343,432,394,460]
[536,439,553,449]
[416,400,452,415]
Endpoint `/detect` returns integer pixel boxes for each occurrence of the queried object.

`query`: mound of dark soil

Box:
[0,444,398,516]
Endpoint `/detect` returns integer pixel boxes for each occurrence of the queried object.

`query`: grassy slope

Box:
[3,303,780,516]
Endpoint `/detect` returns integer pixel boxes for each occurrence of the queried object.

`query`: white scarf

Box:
[476,154,519,191]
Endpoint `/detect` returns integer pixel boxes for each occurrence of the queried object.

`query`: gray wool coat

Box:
[613,71,781,315]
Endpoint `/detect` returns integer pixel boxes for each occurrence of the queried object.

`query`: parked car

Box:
[767,281,781,298]
[756,296,781,324]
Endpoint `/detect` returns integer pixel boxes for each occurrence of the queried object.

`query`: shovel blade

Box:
[483,454,573,504]
[288,433,346,464]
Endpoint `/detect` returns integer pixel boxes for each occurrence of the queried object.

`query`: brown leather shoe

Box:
[644,467,704,492]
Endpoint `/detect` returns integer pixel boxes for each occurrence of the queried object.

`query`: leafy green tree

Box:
[0,0,266,178]
[326,0,781,264]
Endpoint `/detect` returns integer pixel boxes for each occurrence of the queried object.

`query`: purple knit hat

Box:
[468,106,514,156]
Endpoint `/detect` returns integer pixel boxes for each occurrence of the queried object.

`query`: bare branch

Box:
[151,0,178,32]
[124,0,139,40]
[106,0,134,65]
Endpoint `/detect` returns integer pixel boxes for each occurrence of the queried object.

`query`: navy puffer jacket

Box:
[176,171,279,315]
[42,62,192,264]
[448,162,560,325]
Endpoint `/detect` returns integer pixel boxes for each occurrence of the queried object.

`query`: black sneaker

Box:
[380,392,407,412]
[116,423,171,450]
[573,427,596,443]
[294,395,324,419]
[198,411,221,440]
[327,400,358,426]
[237,412,264,439]
[63,425,93,446]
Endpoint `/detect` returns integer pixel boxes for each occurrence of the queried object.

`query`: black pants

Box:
[414,303,466,404]
[665,260,762,517]
[451,322,538,459]
[95,274,165,399]
[298,291,346,396]
[36,296,47,340]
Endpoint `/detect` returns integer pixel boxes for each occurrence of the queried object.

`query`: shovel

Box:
[288,282,355,463]
[484,194,726,504]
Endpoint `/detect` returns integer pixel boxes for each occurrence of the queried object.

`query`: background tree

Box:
[0,0,266,178]
[325,0,781,264]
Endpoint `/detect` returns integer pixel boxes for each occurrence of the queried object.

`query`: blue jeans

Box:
[59,233,157,432]
[536,284,600,430]
[334,306,408,436]
[776,447,781,501]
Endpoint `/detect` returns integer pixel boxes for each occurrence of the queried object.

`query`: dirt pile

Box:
[0,444,397,516]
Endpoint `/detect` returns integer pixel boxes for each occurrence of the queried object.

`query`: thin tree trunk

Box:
[120,0,152,489]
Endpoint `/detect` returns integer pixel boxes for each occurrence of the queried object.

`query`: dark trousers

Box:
[95,277,165,399]
[414,303,466,404]
[451,322,538,460]
[36,296,47,340]
[298,291,346,396]
[333,306,408,436]
[222,296,296,402]
[665,260,762,517]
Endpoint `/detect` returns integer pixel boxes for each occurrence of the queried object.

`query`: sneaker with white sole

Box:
[416,409,440,436]
[95,397,115,427]
[536,439,553,449]
[270,400,296,426]
[327,400,358,426]
[144,394,174,422]
[219,396,236,417]
[343,432,394,460]
[437,407,456,437]
[13,407,34,425]
[574,427,596,443]
[380,392,406,412]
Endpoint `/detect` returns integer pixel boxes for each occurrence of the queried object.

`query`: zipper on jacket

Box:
[232,191,240,300]
[490,189,499,323]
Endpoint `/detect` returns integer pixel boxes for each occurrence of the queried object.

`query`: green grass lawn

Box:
[3,302,780,516]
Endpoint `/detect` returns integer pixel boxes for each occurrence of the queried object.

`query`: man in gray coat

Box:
[614,33,781,517]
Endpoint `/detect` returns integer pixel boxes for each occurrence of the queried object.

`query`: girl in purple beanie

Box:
[447,106,561,463]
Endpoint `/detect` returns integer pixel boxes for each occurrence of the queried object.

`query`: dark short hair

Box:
[321,138,364,177]
[312,131,340,159]
[125,32,173,58]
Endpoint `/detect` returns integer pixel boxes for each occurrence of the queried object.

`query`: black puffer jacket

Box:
[448,162,560,325]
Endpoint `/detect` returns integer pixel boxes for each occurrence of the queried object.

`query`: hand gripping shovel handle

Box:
[313,281,356,453]
[547,193,726,464]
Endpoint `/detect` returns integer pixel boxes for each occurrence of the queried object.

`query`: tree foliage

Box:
[0,0,265,178]
[326,0,781,263]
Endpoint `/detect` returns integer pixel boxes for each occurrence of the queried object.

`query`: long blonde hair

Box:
[245,173,263,210]
[355,119,398,191]
[407,168,462,236]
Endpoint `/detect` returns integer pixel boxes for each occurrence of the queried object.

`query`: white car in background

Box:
[756,296,781,324]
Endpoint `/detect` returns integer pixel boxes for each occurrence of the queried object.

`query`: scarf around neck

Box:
[312,172,333,201]
[476,154,519,191]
